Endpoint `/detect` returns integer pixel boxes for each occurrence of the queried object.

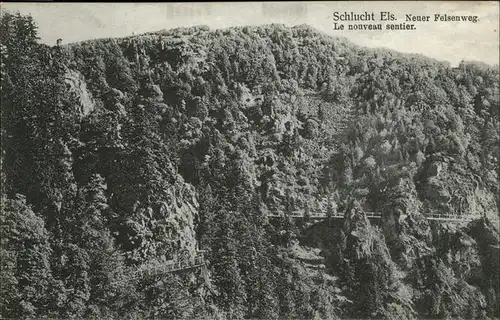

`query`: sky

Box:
[2,1,499,67]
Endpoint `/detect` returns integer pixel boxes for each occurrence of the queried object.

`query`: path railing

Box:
[268,211,381,220]
[144,255,205,275]
[140,254,206,276]
[267,211,486,222]
[112,252,206,285]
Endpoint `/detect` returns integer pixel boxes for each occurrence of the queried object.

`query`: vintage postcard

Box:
[1,2,498,319]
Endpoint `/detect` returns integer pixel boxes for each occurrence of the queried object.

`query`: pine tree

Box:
[210,209,247,319]
[0,194,54,318]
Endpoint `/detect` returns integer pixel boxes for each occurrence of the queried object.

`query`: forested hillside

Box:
[1,11,499,319]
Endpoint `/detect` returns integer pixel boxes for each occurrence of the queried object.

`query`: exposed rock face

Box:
[290,243,324,265]
[64,69,95,116]
[163,180,200,259]
[120,176,200,264]
[417,156,498,222]
[299,198,499,319]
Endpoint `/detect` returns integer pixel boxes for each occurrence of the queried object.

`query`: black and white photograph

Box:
[0,2,499,319]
